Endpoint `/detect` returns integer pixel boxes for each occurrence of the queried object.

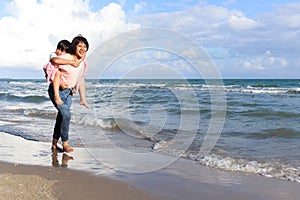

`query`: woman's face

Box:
[75,41,87,59]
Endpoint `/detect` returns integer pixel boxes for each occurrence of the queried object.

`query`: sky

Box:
[0,0,299,79]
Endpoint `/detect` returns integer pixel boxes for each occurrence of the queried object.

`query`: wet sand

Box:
[0,161,157,200]
[1,131,300,200]
[0,132,158,200]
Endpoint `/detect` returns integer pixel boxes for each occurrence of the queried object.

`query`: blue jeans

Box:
[48,84,73,142]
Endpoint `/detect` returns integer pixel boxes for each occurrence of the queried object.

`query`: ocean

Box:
[0,79,300,181]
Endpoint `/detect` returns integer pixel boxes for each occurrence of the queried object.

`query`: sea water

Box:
[0,79,300,181]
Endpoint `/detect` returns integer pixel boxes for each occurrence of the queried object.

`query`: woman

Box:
[48,35,89,153]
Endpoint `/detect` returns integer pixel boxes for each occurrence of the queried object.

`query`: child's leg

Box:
[53,70,63,105]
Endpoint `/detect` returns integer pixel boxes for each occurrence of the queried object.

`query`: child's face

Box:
[55,49,67,56]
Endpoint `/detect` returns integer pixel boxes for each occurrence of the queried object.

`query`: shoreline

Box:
[1,131,300,200]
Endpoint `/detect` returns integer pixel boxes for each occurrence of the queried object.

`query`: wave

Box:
[8,80,46,86]
[200,85,300,95]
[22,109,56,118]
[240,110,299,119]
[92,80,300,96]
[0,107,56,121]
[74,115,159,141]
[191,154,300,183]
[95,82,168,89]
[152,138,300,183]
[74,116,118,129]
[287,89,300,94]
[0,93,48,103]
[251,83,278,88]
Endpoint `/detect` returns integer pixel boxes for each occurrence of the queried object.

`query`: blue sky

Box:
[0,0,299,79]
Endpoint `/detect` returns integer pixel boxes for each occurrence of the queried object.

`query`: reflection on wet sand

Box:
[51,151,74,168]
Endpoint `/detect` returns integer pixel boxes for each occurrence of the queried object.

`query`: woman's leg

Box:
[53,112,62,139]
[49,84,63,152]
[56,88,73,153]
[52,112,63,152]
[49,84,73,152]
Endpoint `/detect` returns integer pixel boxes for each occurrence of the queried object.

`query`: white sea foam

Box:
[199,84,298,95]
[93,80,300,96]
[193,154,300,183]
[74,116,117,129]
[9,81,35,85]
[152,140,186,158]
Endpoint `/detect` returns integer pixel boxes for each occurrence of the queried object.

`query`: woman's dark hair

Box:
[57,40,71,52]
[68,34,89,55]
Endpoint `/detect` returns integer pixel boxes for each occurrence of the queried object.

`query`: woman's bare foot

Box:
[52,138,64,152]
[51,145,64,153]
[62,142,74,153]
[63,146,74,153]
[54,95,63,105]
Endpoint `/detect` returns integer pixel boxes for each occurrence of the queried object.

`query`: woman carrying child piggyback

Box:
[47,35,90,153]
[44,39,83,105]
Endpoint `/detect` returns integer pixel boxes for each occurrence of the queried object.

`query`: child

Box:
[43,40,83,104]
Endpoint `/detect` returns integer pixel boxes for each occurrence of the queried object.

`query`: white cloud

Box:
[238,61,265,71]
[133,3,300,53]
[263,3,300,28]
[0,0,140,69]
[227,12,258,30]
[122,1,300,79]
[237,50,287,72]
[132,2,149,15]
[152,51,172,61]
[181,48,198,59]
[133,4,261,46]
[222,0,236,6]
[132,2,300,78]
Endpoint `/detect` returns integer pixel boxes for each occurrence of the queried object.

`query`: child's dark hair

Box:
[57,40,71,52]
[68,34,89,55]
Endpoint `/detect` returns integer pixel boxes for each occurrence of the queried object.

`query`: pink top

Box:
[43,53,59,83]
[59,54,87,91]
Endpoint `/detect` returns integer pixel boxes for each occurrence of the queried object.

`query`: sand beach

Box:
[1,131,300,200]
[0,132,157,200]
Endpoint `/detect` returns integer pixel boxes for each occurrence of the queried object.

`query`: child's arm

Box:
[51,57,80,67]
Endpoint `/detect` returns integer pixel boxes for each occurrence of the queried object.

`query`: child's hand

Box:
[70,53,86,67]
[72,88,77,94]
[70,59,81,67]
